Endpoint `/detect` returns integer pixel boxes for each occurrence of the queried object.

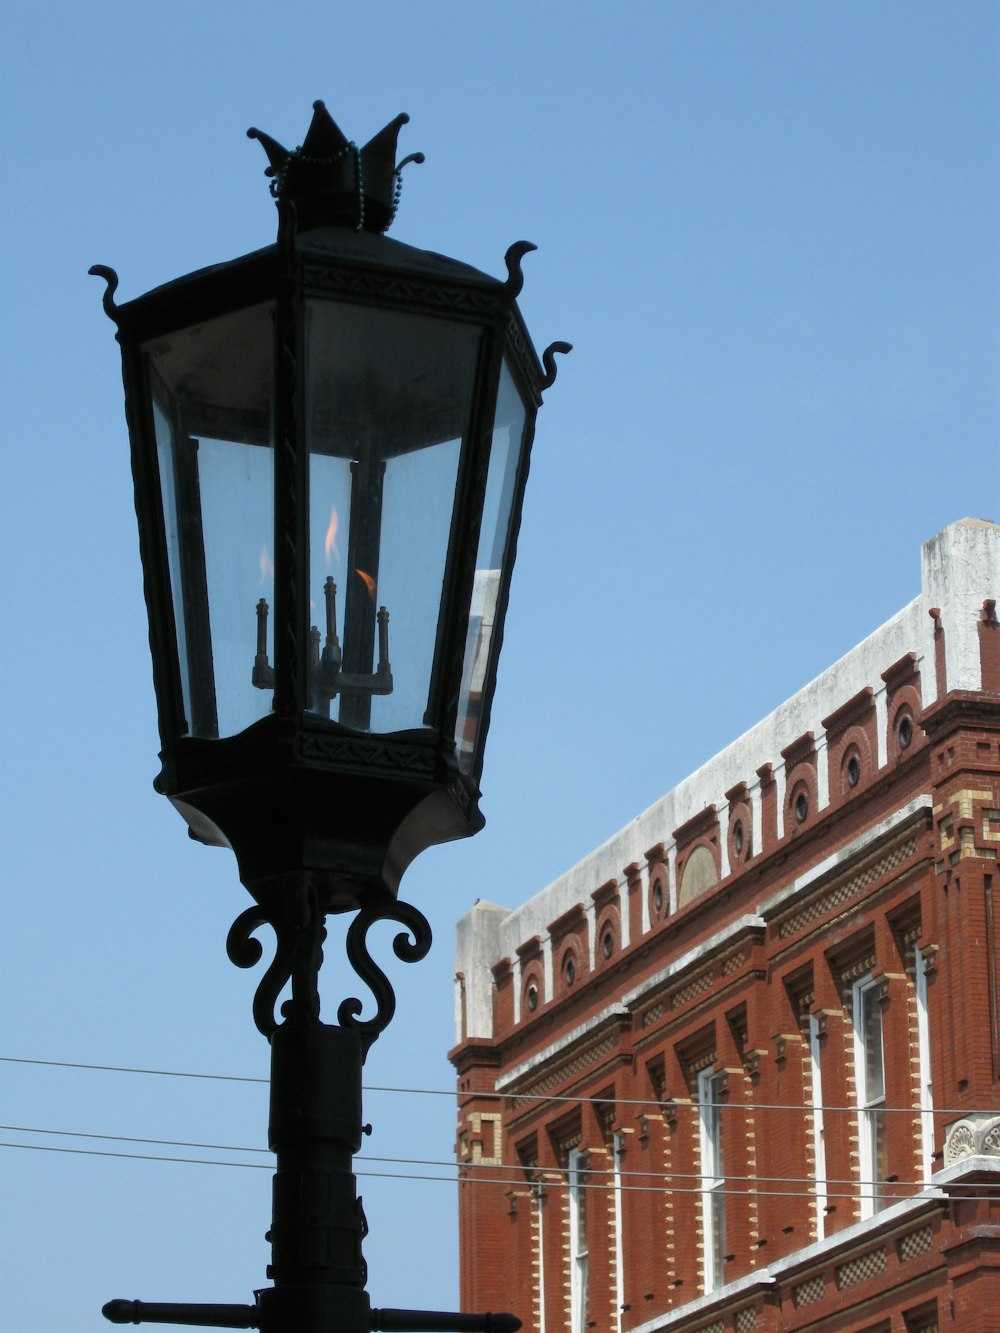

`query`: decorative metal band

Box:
[302,261,503,320]
[296,731,438,776]
[504,312,545,403]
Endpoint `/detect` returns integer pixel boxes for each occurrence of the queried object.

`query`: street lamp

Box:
[91,102,568,1333]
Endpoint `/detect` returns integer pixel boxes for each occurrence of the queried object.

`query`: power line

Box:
[3,1139,974,1203]
[0,1124,967,1197]
[0,1055,267,1085]
[0,1055,987,1118]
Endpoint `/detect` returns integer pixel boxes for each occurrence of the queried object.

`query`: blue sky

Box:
[3,3,998,1327]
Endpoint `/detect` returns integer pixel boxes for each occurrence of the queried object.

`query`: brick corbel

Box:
[919,941,940,973]
[744,1047,768,1081]
[873,970,907,1005]
[773,1031,803,1069]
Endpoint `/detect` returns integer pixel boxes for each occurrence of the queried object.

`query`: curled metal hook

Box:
[88,265,121,325]
[227,905,294,1039]
[540,340,572,391]
[338,897,432,1055]
[502,241,537,298]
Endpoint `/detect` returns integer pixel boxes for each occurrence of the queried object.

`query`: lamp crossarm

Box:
[372,1309,522,1333]
[104,1300,521,1333]
[103,1301,259,1328]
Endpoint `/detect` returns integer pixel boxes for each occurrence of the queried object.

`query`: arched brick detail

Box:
[596,906,621,967]
[833,724,875,799]
[785,767,818,831]
[727,800,753,869]
[889,684,922,761]
[649,863,670,925]
[677,841,720,908]
[782,732,818,833]
[520,963,543,1020]
[557,938,585,996]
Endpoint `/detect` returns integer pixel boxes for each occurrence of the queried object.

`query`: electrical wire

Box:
[0,1056,980,1117]
[4,1138,978,1203]
[0,1123,975,1198]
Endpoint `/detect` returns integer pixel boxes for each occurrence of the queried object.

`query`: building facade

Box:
[450,519,1000,1333]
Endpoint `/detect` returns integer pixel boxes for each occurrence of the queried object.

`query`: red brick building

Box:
[450,519,1000,1333]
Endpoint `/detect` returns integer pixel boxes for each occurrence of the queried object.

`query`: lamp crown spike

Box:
[248,102,422,234]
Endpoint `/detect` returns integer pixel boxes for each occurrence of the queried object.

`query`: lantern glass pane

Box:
[456,359,528,773]
[145,303,275,739]
[306,300,481,733]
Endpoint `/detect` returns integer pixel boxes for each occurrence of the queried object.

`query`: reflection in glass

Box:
[854,975,888,1216]
[455,361,528,772]
[306,301,481,732]
[146,304,275,739]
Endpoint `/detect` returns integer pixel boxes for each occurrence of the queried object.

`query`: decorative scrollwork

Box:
[88,265,121,325]
[502,241,537,298]
[226,877,325,1038]
[228,883,431,1047]
[338,896,432,1055]
[540,340,572,391]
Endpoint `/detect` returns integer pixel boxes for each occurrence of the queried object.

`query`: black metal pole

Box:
[104,894,522,1333]
[256,1017,371,1333]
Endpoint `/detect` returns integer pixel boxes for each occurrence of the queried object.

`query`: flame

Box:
[356,569,377,602]
[259,546,274,585]
[324,506,340,566]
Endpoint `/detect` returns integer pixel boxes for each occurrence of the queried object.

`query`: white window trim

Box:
[612,1133,625,1333]
[697,1068,725,1292]
[808,1012,828,1240]
[535,1179,546,1333]
[915,945,934,1182]
[852,973,886,1220]
[568,1148,589,1333]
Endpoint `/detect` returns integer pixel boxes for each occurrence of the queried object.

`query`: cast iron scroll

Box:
[226,875,325,1038]
[89,265,121,324]
[540,340,572,391]
[338,895,432,1055]
[227,884,430,1047]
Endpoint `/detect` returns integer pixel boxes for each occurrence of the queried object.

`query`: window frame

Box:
[852,973,888,1219]
[697,1067,726,1291]
[808,1012,828,1239]
[567,1147,589,1333]
[914,945,934,1183]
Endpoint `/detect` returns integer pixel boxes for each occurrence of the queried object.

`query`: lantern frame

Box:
[92,113,567,910]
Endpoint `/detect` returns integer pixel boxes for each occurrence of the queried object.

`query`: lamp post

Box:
[91,102,568,1333]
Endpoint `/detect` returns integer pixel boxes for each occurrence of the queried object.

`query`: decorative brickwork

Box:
[722,948,748,977]
[898,1225,933,1262]
[792,1275,824,1308]
[776,838,917,939]
[670,969,715,1008]
[452,524,1000,1333]
[836,1246,886,1288]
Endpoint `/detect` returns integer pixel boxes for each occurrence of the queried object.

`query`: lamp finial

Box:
[247,102,424,234]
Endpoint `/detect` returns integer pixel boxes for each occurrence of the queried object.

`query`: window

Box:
[914,946,934,1182]
[808,1013,828,1239]
[612,1133,625,1333]
[568,1148,589,1333]
[697,1069,726,1290]
[853,975,888,1218]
